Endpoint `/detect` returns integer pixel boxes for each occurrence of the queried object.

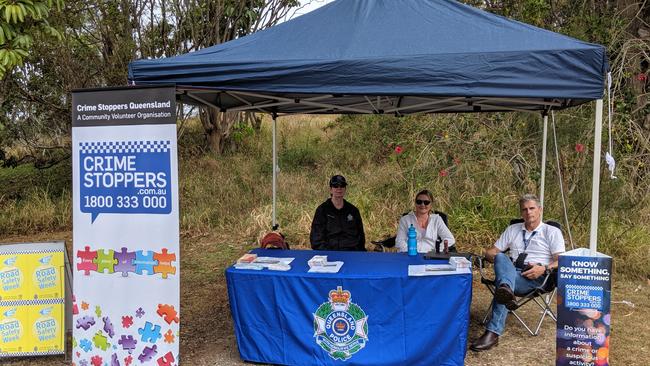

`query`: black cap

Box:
[329,175,347,187]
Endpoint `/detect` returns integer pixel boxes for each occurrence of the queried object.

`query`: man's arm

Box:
[484,245,501,263]
[522,253,560,280]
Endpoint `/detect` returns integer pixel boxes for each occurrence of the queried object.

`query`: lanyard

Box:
[521,230,537,253]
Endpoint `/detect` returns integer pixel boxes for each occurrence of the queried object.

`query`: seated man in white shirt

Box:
[470,194,565,351]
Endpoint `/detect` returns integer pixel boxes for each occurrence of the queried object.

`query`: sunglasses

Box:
[415,199,431,205]
[331,184,346,188]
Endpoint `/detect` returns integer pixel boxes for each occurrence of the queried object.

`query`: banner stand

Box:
[556,248,612,366]
[71,85,180,366]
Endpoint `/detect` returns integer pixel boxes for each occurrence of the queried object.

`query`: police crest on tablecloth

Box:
[313,286,368,361]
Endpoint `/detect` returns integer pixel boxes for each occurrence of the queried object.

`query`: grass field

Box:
[1,113,649,364]
[1,229,648,366]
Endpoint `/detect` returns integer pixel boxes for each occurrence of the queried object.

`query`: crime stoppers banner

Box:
[556,248,612,366]
[72,86,180,366]
[0,242,65,358]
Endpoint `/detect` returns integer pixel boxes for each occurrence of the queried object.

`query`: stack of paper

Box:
[308,261,344,273]
[408,264,471,276]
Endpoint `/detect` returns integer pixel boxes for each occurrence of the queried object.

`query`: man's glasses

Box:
[331,184,346,188]
[415,199,431,205]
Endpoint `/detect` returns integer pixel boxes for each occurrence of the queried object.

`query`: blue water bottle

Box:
[407,224,417,256]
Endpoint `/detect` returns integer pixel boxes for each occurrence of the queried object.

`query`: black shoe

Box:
[495,284,515,305]
[505,299,519,311]
[470,330,499,351]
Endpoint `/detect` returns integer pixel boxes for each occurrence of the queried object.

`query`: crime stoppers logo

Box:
[313,286,368,361]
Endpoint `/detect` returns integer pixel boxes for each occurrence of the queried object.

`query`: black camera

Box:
[514,253,528,269]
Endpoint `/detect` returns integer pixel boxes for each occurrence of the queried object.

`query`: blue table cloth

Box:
[226,249,472,366]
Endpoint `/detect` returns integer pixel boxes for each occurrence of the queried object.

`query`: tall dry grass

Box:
[1,112,648,278]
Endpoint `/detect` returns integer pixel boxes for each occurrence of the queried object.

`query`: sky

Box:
[290,0,335,19]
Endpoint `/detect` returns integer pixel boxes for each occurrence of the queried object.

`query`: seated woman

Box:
[396,189,455,253]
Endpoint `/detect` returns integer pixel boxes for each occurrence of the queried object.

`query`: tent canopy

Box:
[128,0,608,115]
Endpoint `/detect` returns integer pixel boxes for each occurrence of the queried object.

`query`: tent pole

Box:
[589,99,604,254]
[272,113,278,230]
[540,113,548,220]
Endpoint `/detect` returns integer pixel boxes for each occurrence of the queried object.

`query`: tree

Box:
[0,0,63,79]
[149,0,300,154]
[1,0,303,161]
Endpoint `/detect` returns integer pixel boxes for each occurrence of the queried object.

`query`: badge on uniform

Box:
[347,214,354,221]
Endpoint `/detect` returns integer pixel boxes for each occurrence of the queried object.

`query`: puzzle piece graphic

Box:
[138,345,157,363]
[122,315,134,329]
[90,355,102,366]
[153,249,176,279]
[111,353,120,366]
[135,308,145,318]
[94,249,117,273]
[114,247,136,277]
[79,360,88,366]
[92,330,109,351]
[156,304,179,325]
[124,355,132,366]
[79,338,93,352]
[138,321,162,343]
[163,330,174,344]
[73,336,78,349]
[95,305,102,318]
[77,246,98,275]
[157,352,175,366]
[133,251,158,275]
[103,317,115,338]
[118,335,137,354]
[76,316,95,330]
[81,302,89,310]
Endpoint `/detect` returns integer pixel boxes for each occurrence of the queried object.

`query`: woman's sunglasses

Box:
[331,184,346,188]
[415,199,431,205]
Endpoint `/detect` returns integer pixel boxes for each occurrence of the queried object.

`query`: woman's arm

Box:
[395,214,410,252]
[309,206,328,250]
[434,214,455,246]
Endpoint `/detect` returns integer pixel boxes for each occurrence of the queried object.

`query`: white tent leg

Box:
[272,114,278,230]
[540,114,548,220]
[589,99,604,254]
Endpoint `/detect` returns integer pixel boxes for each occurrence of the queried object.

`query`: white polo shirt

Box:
[494,221,565,265]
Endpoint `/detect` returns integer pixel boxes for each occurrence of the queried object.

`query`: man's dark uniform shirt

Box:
[310,198,366,251]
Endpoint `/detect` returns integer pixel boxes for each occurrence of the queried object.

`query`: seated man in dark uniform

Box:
[310,175,366,251]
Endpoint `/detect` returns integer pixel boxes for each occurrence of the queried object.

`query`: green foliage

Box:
[279,134,324,172]
[1,115,649,278]
[0,0,62,78]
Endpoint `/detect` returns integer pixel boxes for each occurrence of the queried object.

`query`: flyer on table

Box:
[72,86,180,366]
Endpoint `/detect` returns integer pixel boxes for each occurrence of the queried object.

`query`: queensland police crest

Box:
[313,286,368,360]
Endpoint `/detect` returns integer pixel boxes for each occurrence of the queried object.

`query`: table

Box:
[226,249,472,366]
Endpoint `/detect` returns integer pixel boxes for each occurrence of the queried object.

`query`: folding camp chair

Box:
[476,219,561,336]
[371,211,450,252]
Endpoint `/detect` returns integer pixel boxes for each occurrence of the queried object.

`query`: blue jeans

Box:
[486,253,545,335]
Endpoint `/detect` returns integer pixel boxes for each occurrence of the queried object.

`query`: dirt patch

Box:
[2,232,647,365]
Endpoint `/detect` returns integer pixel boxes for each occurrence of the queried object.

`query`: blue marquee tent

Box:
[128,0,609,253]
[128,0,608,114]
